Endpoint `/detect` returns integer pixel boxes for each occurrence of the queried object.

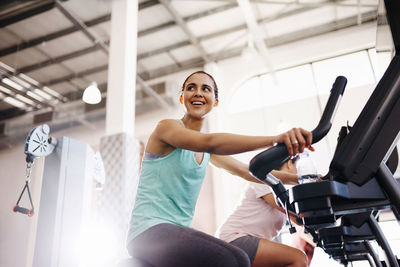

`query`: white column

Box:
[99,0,140,264]
[105,0,138,136]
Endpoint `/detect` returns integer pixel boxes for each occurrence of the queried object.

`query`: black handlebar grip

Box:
[13,205,34,217]
[249,76,347,181]
[311,76,347,143]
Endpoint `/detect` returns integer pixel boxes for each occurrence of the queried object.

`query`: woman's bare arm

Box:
[210,154,262,183]
[151,119,312,156]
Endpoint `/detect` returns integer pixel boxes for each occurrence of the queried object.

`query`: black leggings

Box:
[127,223,250,267]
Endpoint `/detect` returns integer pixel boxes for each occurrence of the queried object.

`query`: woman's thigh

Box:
[252,238,308,267]
[128,223,250,267]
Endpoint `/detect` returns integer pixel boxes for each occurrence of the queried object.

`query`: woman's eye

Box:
[203,87,210,91]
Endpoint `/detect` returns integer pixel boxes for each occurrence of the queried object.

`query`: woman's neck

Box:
[181,115,204,131]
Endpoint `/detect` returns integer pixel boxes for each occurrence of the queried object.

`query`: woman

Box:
[217,156,314,267]
[126,71,313,267]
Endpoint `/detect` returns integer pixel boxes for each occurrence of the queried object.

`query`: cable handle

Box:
[13,162,35,217]
[13,205,34,217]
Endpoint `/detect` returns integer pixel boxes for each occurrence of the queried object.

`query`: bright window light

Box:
[312,51,375,93]
[229,76,263,113]
[368,48,393,81]
[77,221,120,267]
[82,82,102,104]
[229,64,316,113]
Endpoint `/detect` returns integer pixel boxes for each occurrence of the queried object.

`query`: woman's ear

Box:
[179,95,183,104]
[214,99,219,107]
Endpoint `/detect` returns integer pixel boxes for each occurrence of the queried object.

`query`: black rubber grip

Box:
[13,205,34,216]
[249,76,347,181]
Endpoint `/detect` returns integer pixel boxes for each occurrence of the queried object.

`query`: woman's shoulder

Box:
[157,119,183,127]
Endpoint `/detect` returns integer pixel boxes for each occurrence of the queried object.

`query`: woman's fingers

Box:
[288,129,299,155]
[279,128,313,156]
[282,133,294,156]
[294,128,306,153]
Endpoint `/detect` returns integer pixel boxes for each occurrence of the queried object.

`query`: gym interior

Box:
[0,0,399,266]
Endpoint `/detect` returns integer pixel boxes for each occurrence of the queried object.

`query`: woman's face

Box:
[181,73,218,119]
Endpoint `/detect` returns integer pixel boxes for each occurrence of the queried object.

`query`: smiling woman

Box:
[126,71,313,267]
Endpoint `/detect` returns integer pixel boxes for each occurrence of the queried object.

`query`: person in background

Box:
[216,154,314,267]
[126,70,313,267]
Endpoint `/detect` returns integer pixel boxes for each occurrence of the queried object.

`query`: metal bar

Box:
[136,76,171,110]
[138,3,237,37]
[16,45,104,74]
[55,1,109,53]
[54,0,170,109]
[365,240,383,267]
[376,162,400,222]
[0,0,158,57]
[0,0,55,28]
[159,0,210,62]
[237,0,275,73]
[44,65,108,86]
[368,214,399,267]
[137,12,377,80]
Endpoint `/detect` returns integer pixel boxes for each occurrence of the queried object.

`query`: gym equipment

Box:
[13,124,57,217]
[249,0,400,265]
[12,124,98,267]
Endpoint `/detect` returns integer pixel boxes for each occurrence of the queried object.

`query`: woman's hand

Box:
[274,128,314,156]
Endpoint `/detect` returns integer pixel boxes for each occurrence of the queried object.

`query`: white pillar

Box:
[99,0,140,263]
[105,0,138,136]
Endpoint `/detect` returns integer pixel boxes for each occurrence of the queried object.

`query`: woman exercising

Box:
[126,71,313,267]
[217,155,314,267]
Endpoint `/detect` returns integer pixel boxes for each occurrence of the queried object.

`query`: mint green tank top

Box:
[127,121,210,243]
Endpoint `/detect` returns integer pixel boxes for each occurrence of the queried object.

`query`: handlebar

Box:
[249,76,347,181]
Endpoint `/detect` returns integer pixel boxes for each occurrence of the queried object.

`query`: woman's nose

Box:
[194,88,203,96]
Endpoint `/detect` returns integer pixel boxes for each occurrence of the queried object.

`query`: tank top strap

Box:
[177,119,185,127]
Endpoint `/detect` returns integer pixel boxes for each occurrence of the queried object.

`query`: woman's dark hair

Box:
[181,71,218,99]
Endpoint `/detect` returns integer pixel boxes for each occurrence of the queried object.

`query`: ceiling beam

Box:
[177,0,377,8]
[138,3,237,37]
[237,0,274,72]
[55,1,109,53]
[159,0,211,62]
[33,9,377,87]
[12,3,325,76]
[137,12,378,80]
[44,65,108,86]
[54,0,169,109]
[15,44,104,74]
[0,0,158,58]
[0,0,55,28]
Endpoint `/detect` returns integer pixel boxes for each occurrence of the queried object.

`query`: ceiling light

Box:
[3,97,26,109]
[82,82,101,104]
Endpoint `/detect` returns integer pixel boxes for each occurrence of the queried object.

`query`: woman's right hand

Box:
[273,128,314,156]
